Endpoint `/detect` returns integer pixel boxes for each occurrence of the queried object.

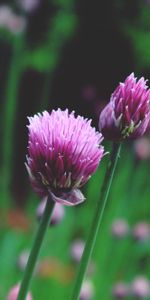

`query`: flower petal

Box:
[50,189,85,206]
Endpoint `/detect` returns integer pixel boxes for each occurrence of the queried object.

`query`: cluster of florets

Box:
[26,109,104,205]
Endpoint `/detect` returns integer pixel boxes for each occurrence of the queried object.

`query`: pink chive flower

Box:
[26,109,104,206]
[99,73,150,141]
[7,284,32,300]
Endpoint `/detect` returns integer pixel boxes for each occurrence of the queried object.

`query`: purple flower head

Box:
[99,73,150,141]
[26,109,104,206]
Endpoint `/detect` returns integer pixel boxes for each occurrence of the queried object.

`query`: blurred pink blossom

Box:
[36,197,65,225]
[134,137,150,160]
[7,15,26,34]
[132,222,150,241]
[0,5,26,34]
[17,0,40,13]
[131,276,150,298]
[111,219,129,238]
[112,282,129,299]
[0,6,12,26]
[17,250,29,271]
[80,280,94,300]
[7,284,32,300]
[70,239,85,262]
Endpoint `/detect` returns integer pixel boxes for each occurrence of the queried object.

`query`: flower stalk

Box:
[2,35,25,209]
[71,142,122,300]
[17,196,55,300]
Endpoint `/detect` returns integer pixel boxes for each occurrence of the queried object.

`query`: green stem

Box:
[17,197,55,300]
[2,36,24,208]
[71,142,122,300]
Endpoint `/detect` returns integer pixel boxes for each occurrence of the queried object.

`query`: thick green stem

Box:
[17,197,55,300]
[71,142,122,300]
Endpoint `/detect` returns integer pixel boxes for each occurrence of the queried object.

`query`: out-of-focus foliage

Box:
[23,13,77,71]
[115,0,150,71]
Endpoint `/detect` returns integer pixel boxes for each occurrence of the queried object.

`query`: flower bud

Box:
[99,73,150,141]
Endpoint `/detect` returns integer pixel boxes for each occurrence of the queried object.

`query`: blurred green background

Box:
[0,0,150,299]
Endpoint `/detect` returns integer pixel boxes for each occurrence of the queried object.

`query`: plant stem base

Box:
[17,197,55,300]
